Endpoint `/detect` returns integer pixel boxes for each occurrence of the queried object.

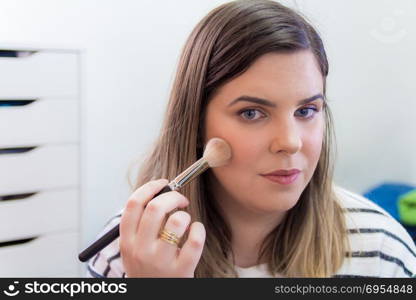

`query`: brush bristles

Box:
[202,138,232,168]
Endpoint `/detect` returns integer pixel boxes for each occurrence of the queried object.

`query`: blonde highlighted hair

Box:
[128,0,349,277]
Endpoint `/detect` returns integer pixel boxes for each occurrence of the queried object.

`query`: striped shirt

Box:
[85,185,416,278]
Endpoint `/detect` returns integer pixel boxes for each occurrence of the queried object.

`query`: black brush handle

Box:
[78,185,172,262]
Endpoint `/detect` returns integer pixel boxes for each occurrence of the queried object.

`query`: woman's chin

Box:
[238,194,299,215]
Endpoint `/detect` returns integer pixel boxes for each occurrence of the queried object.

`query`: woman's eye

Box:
[239,109,264,121]
[238,107,319,121]
[295,107,318,119]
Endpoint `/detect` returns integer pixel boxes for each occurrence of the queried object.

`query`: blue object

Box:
[363,182,415,221]
[363,182,416,242]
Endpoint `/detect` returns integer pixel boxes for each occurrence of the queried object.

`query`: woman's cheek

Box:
[209,126,260,189]
[228,124,270,175]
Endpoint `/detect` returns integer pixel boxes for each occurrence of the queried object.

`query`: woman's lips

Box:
[261,171,300,185]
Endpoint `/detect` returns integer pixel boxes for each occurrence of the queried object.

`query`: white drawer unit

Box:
[0,189,79,242]
[0,232,80,277]
[0,50,78,99]
[0,144,79,195]
[0,47,81,277]
[0,99,79,148]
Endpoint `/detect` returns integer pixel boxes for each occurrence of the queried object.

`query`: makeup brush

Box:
[78,137,232,262]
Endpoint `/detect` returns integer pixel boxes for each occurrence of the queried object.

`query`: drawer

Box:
[0,189,79,242]
[0,50,78,99]
[0,99,79,147]
[0,231,80,277]
[0,144,79,195]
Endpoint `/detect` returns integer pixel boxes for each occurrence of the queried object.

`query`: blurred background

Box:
[0,0,415,277]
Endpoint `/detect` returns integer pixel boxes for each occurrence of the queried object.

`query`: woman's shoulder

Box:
[334,184,391,214]
[333,184,416,277]
[333,184,412,235]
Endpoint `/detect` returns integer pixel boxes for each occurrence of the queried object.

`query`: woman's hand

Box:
[119,179,206,277]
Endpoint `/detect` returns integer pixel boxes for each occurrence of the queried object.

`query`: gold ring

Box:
[159,228,180,246]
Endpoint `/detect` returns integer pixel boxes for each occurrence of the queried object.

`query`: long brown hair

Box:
[128,0,348,277]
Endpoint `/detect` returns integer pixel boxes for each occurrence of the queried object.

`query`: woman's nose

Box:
[269,119,302,154]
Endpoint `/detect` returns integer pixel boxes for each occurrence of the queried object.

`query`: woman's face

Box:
[203,50,325,215]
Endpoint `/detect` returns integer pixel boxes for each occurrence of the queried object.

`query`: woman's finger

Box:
[155,210,191,263]
[177,222,206,276]
[119,179,168,250]
[136,191,189,246]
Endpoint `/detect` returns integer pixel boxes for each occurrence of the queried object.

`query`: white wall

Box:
[298,0,416,193]
[0,0,415,272]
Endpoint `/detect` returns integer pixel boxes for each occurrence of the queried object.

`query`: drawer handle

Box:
[0,146,38,155]
[0,237,37,248]
[0,192,38,202]
[0,99,37,107]
[0,49,37,58]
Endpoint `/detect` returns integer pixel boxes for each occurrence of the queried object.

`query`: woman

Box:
[86,0,416,277]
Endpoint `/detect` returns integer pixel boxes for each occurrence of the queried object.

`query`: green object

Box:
[398,189,416,226]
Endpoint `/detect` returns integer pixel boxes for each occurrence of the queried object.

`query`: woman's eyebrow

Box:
[227,93,324,107]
